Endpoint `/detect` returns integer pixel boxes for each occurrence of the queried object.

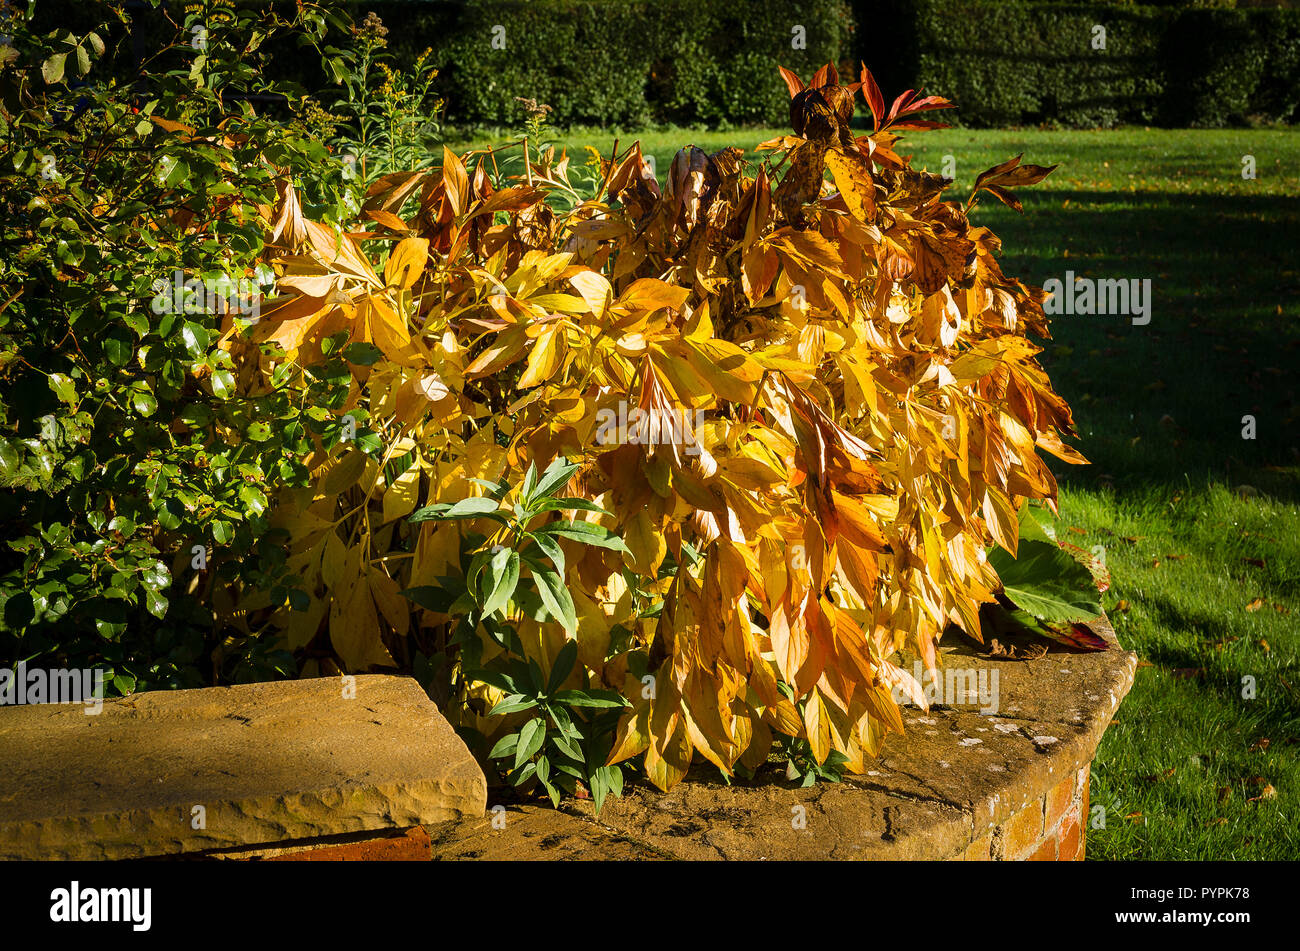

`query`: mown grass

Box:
[909,129,1300,860]
[451,125,1300,858]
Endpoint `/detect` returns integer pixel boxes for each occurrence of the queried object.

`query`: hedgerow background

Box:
[28,0,1300,130]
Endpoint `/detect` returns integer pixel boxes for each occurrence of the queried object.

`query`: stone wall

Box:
[0,620,1134,862]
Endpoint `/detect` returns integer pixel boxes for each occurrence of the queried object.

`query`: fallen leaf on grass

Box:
[1250,737,1270,752]
[1248,784,1277,803]
[1246,597,1266,612]
[1172,667,1204,679]
[1217,786,1232,803]
[1259,639,1270,653]
[1114,599,1131,613]
[1242,558,1266,569]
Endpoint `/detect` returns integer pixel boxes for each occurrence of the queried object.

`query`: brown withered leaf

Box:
[969,153,1058,213]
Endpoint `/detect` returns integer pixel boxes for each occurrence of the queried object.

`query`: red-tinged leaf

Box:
[889,118,952,131]
[778,66,805,98]
[859,63,885,132]
[1040,621,1110,652]
[886,88,915,124]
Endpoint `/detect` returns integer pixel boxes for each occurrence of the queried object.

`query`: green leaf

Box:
[409,496,502,523]
[988,539,1102,625]
[343,342,382,365]
[528,531,565,576]
[103,333,132,367]
[399,585,457,612]
[237,483,267,516]
[209,369,235,399]
[47,373,77,405]
[466,667,518,694]
[550,688,629,708]
[488,732,520,760]
[531,565,577,634]
[532,497,608,516]
[488,693,539,717]
[515,717,546,770]
[533,457,580,499]
[537,519,627,552]
[1018,503,1057,544]
[551,728,584,763]
[480,548,520,617]
[131,387,157,417]
[42,52,67,84]
[3,591,35,627]
[520,461,538,505]
[181,321,208,358]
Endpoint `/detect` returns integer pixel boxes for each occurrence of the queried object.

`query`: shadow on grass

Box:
[977,188,1300,500]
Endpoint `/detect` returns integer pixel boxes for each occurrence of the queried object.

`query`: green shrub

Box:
[0,0,363,693]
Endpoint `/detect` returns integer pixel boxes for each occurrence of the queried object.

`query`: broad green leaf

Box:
[550,688,629,708]
[528,531,565,576]
[538,519,627,552]
[532,457,580,499]
[409,496,502,522]
[515,717,546,769]
[531,565,577,634]
[488,732,519,759]
[480,548,520,617]
[988,539,1102,625]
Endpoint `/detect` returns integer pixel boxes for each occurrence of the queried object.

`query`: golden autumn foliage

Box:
[221,63,1082,791]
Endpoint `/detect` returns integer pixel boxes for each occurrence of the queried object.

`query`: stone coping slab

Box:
[483,617,1136,861]
[0,675,486,861]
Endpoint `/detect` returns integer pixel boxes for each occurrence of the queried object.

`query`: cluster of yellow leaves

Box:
[223,64,1083,790]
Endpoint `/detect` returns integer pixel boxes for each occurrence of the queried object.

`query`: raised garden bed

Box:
[0,620,1132,861]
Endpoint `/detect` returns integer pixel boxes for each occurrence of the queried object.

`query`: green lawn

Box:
[453,125,1300,858]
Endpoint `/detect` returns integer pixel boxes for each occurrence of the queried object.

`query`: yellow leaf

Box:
[518,326,561,388]
[624,508,666,576]
[617,278,690,314]
[384,237,429,290]
[568,270,613,316]
[803,690,832,764]
[320,447,367,497]
[321,532,346,591]
[382,461,421,524]
[826,149,877,222]
[330,582,395,671]
[367,565,410,637]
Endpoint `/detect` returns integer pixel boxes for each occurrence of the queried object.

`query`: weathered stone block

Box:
[0,675,485,860]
